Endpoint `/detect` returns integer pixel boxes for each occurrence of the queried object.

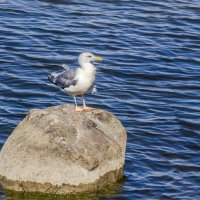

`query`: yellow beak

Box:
[93,56,102,61]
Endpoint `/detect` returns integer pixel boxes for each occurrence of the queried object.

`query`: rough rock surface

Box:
[0,104,127,194]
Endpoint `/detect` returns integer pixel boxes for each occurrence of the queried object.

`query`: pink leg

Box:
[73,96,83,112]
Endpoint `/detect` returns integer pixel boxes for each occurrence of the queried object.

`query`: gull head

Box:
[78,52,102,66]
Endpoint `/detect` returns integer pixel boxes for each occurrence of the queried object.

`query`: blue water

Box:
[1,0,200,199]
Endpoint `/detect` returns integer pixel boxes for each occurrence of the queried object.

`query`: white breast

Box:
[65,64,96,96]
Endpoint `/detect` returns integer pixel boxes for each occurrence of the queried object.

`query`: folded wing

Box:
[48,68,77,89]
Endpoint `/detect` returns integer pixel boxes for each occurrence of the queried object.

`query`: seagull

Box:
[48,52,102,112]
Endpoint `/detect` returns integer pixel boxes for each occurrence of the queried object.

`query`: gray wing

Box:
[48,68,77,89]
[61,64,70,71]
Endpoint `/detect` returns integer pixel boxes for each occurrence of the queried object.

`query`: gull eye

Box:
[88,55,92,58]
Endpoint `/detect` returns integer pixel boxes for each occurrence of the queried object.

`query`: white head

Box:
[78,52,102,67]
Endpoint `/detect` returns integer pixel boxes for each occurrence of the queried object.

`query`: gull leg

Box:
[82,95,93,111]
[73,96,83,112]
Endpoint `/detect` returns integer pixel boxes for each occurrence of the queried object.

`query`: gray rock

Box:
[0,105,127,194]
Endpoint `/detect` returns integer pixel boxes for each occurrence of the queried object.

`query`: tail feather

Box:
[48,73,58,84]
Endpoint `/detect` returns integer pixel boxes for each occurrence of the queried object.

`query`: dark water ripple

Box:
[1,0,200,199]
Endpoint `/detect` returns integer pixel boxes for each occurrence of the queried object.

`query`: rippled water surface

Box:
[1,0,200,199]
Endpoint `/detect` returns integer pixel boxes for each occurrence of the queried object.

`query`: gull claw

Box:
[75,107,83,112]
[83,106,94,111]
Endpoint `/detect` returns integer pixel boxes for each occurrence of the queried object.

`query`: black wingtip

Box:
[48,74,64,88]
[48,75,54,83]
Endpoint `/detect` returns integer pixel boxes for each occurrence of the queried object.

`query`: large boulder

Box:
[0,105,127,194]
